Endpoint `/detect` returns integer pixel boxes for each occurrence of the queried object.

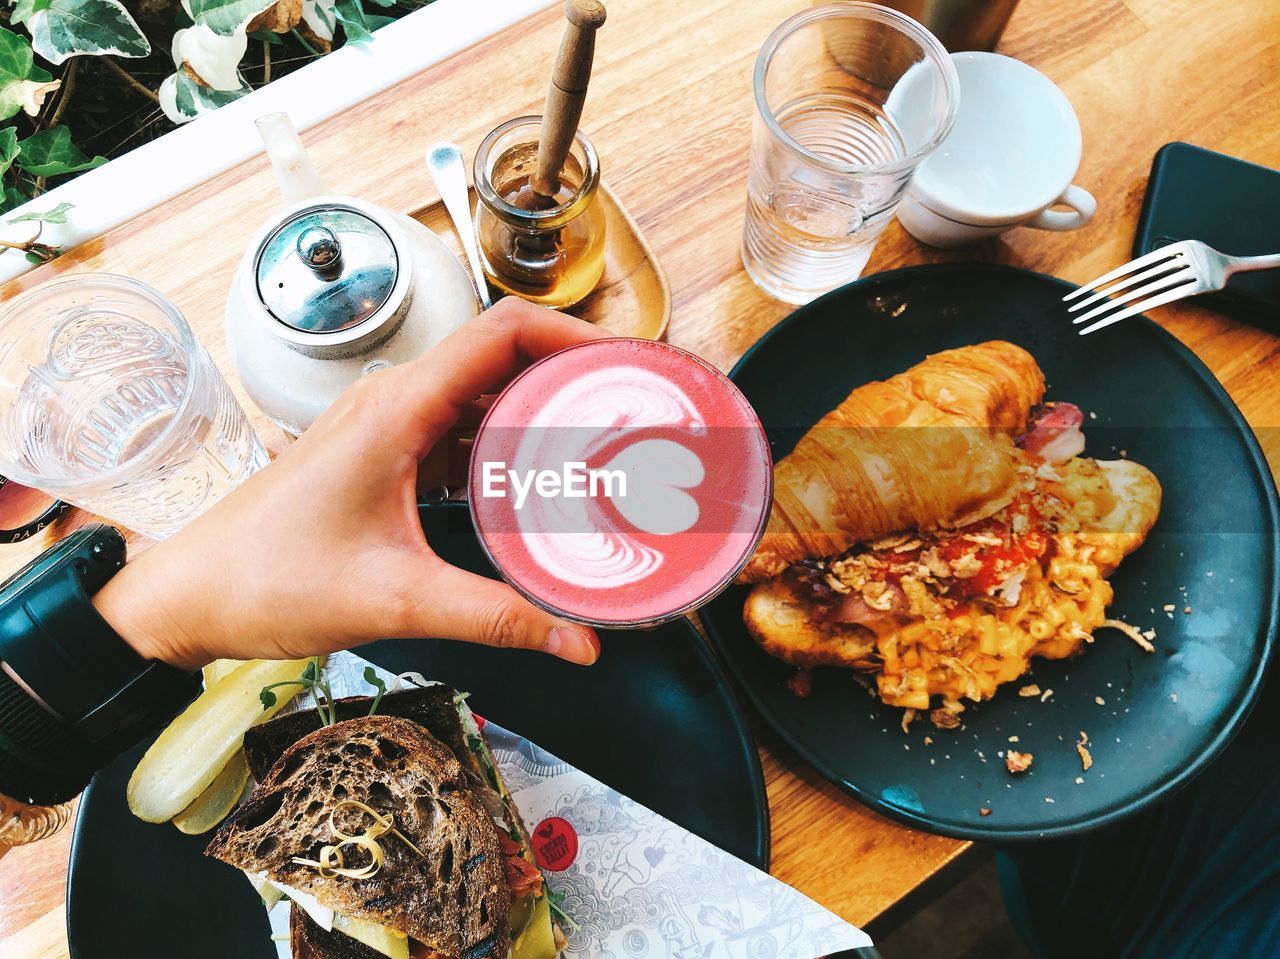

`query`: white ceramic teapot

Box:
[225,112,479,436]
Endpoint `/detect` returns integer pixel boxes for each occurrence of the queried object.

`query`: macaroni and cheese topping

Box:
[786,455,1135,719]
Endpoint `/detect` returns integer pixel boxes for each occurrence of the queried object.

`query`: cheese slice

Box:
[244,872,408,959]
[244,871,285,911]
[332,914,409,959]
[511,894,556,959]
[255,873,334,930]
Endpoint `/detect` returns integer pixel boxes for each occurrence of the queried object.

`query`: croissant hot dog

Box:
[739,341,1046,584]
[740,342,1162,725]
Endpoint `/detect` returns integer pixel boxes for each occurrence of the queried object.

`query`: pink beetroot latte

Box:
[469,338,772,627]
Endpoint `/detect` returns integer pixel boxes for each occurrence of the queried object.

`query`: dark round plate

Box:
[700,262,1279,842]
[67,503,769,959]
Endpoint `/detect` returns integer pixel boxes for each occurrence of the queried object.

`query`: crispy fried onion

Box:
[292,800,425,880]
[1102,618,1155,653]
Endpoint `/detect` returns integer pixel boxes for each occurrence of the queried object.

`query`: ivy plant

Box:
[0,23,107,231]
[13,0,151,65]
[0,0,411,257]
[164,0,396,123]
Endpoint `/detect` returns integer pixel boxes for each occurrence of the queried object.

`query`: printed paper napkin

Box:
[264,651,873,958]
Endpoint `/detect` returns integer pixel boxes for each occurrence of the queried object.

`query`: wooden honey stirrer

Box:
[532,0,607,199]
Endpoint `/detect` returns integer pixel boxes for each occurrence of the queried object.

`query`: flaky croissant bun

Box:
[739,341,1045,583]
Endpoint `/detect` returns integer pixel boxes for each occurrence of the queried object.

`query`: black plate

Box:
[67,503,769,959]
[701,263,1280,841]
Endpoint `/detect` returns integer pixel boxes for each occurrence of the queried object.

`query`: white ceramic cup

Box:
[897,52,1096,249]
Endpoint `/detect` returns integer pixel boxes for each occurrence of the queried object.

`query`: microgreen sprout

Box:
[363,667,387,716]
[260,659,393,725]
[260,656,337,725]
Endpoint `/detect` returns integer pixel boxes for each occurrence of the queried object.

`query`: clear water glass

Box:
[0,274,268,537]
[742,2,959,304]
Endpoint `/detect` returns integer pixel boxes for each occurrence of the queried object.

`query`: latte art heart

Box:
[469,338,772,627]
[604,438,704,536]
[513,366,706,590]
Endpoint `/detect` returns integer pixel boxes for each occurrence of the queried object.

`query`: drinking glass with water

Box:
[0,275,268,537]
[742,2,959,304]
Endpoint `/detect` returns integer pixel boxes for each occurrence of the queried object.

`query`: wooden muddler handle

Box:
[533,0,607,197]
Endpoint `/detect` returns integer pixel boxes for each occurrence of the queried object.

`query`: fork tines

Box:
[1064,241,1199,335]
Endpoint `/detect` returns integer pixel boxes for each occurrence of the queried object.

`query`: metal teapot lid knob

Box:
[255,205,399,335]
[298,226,342,272]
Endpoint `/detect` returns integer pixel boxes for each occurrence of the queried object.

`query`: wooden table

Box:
[2,0,1279,954]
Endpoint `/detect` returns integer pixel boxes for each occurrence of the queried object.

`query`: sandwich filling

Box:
[752,403,1162,723]
[205,686,562,959]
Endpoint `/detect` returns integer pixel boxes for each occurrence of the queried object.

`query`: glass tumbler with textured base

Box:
[742,2,959,304]
[0,274,267,537]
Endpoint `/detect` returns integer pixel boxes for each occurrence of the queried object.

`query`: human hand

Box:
[93,298,607,671]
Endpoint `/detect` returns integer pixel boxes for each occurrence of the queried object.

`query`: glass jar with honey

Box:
[473,116,606,309]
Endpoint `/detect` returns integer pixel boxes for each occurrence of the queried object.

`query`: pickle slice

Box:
[201,659,244,689]
[128,657,315,822]
[172,749,250,835]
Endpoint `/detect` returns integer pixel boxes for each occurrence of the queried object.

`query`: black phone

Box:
[1135,142,1280,326]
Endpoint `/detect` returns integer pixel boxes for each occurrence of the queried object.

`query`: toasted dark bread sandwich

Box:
[206,684,560,959]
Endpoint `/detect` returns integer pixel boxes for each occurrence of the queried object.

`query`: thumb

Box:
[406,561,600,665]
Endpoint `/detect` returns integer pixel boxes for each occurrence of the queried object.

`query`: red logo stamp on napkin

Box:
[532,816,578,871]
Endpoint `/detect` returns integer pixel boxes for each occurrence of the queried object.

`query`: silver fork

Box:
[1064,240,1280,335]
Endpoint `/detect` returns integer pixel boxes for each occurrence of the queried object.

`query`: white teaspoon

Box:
[425,141,492,310]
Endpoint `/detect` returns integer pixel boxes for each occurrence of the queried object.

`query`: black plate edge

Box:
[66,773,109,959]
[687,620,773,866]
[669,608,774,868]
[706,261,1280,842]
[65,502,773,955]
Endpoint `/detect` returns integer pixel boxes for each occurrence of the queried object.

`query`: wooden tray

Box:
[412,182,671,340]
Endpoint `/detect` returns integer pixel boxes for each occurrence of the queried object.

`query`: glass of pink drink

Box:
[469,337,773,628]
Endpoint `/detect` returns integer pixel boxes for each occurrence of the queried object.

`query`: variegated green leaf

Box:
[183,0,277,36]
[8,201,75,224]
[157,74,184,123]
[159,70,250,124]
[0,128,19,177]
[0,27,60,122]
[16,127,107,176]
[333,0,374,42]
[10,0,40,24]
[10,76,60,116]
[17,0,151,65]
[301,0,336,43]
[174,24,248,90]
